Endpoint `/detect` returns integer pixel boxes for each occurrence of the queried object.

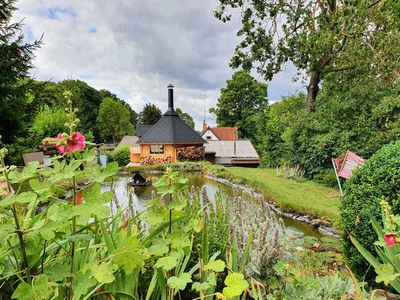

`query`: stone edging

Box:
[204,175,339,238]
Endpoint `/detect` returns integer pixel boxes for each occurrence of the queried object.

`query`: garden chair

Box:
[22,151,52,167]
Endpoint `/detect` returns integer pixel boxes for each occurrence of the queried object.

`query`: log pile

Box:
[140,156,172,165]
[177,146,205,162]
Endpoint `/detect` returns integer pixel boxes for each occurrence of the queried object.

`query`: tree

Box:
[138,103,162,125]
[176,108,195,129]
[96,97,134,143]
[210,70,268,140]
[99,89,138,128]
[0,0,41,143]
[58,80,103,141]
[31,106,68,145]
[215,0,400,111]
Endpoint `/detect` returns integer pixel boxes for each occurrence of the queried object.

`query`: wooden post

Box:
[332,158,343,197]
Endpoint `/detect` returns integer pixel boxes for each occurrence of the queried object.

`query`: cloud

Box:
[13,0,302,129]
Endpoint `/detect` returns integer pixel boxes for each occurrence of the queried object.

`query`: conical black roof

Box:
[137,110,205,144]
[138,84,205,145]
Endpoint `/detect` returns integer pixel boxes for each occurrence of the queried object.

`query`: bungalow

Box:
[137,84,205,164]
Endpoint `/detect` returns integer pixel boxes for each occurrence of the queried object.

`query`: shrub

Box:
[113,145,131,166]
[341,141,400,277]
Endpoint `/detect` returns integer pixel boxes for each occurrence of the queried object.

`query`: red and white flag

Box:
[334,151,365,179]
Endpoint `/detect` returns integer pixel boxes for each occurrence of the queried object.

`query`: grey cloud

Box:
[14,0,302,130]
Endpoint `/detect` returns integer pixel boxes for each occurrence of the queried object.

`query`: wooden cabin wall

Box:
[141,144,177,162]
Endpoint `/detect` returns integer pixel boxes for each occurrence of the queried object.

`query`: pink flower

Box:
[55,133,68,154]
[384,234,398,247]
[0,182,13,197]
[66,132,85,152]
[75,191,84,205]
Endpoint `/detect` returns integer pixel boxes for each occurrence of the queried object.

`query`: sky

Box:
[13,0,304,130]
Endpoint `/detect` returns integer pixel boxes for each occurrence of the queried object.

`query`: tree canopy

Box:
[96,97,135,143]
[0,0,41,144]
[210,70,268,140]
[176,108,195,129]
[138,103,162,125]
[215,0,400,111]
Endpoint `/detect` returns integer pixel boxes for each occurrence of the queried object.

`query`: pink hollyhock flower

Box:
[55,133,68,154]
[384,234,398,247]
[0,182,13,197]
[67,132,85,152]
[75,191,84,205]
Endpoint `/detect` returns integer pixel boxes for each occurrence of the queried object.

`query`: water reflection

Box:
[101,172,322,239]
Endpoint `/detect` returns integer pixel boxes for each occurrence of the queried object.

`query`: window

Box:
[150,145,164,154]
[206,136,212,140]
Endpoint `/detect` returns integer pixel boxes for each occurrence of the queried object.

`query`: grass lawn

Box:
[225,167,340,225]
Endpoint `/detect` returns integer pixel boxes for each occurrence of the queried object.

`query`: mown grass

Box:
[223,167,340,225]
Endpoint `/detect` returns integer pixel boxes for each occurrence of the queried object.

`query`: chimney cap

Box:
[167,83,174,89]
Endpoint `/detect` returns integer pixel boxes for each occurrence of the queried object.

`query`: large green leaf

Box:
[112,235,150,274]
[204,260,226,273]
[376,263,400,286]
[72,270,97,300]
[167,272,192,291]
[8,162,39,184]
[222,272,248,299]
[85,162,118,183]
[154,251,182,271]
[149,238,170,256]
[72,184,112,223]
[90,262,116,284]
[12,275,54,300]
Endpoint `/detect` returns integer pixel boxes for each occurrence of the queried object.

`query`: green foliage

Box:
[258,73,400,180]
[96,97,135,143]
[210,70,268,141]
[138,103,162,125]
[350,201,400,293]
[176,108,195,129]
[341,141,400,277]
[215,0,400,109]
[0,1,41,145]
[31,106,68,144]
[113,145,131,166]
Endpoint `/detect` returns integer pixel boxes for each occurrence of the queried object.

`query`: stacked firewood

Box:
[140,156,172,165]
[177,146,205,162]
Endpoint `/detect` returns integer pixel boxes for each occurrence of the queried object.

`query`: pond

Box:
[103,172,325,242]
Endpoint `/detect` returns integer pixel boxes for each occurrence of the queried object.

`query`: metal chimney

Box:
[167,84,174,111]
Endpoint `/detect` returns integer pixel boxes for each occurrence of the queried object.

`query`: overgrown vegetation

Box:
[341,141,400,278]
[113,145,131,167]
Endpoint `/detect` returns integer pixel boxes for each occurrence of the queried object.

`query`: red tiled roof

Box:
[202,127,238,141]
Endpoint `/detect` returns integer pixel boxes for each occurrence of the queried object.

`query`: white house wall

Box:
[201,130,219,141]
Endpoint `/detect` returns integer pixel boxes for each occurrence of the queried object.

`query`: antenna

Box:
[202,94,206,123]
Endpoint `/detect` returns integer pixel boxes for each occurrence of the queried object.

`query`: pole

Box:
[332,158,343,197]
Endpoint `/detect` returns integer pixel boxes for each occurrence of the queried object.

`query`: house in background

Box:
[201,122,238,141]
[201,123,260,167]
[204,140,260,167]
[137,84,205,164]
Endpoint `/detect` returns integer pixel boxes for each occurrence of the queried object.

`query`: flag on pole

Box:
[336,151,365,179]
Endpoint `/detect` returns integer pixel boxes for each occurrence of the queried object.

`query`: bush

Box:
[341,141,400,277]
[113,145,131,166]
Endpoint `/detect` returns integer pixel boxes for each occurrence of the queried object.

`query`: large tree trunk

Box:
[305,70,321,112]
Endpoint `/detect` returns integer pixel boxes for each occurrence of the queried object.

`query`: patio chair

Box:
[22,151,52,167]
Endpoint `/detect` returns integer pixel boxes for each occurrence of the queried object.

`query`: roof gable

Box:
[138,112,205,144]
[202,127,238,141]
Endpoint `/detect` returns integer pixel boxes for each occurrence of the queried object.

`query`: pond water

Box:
[102,172,323,241]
